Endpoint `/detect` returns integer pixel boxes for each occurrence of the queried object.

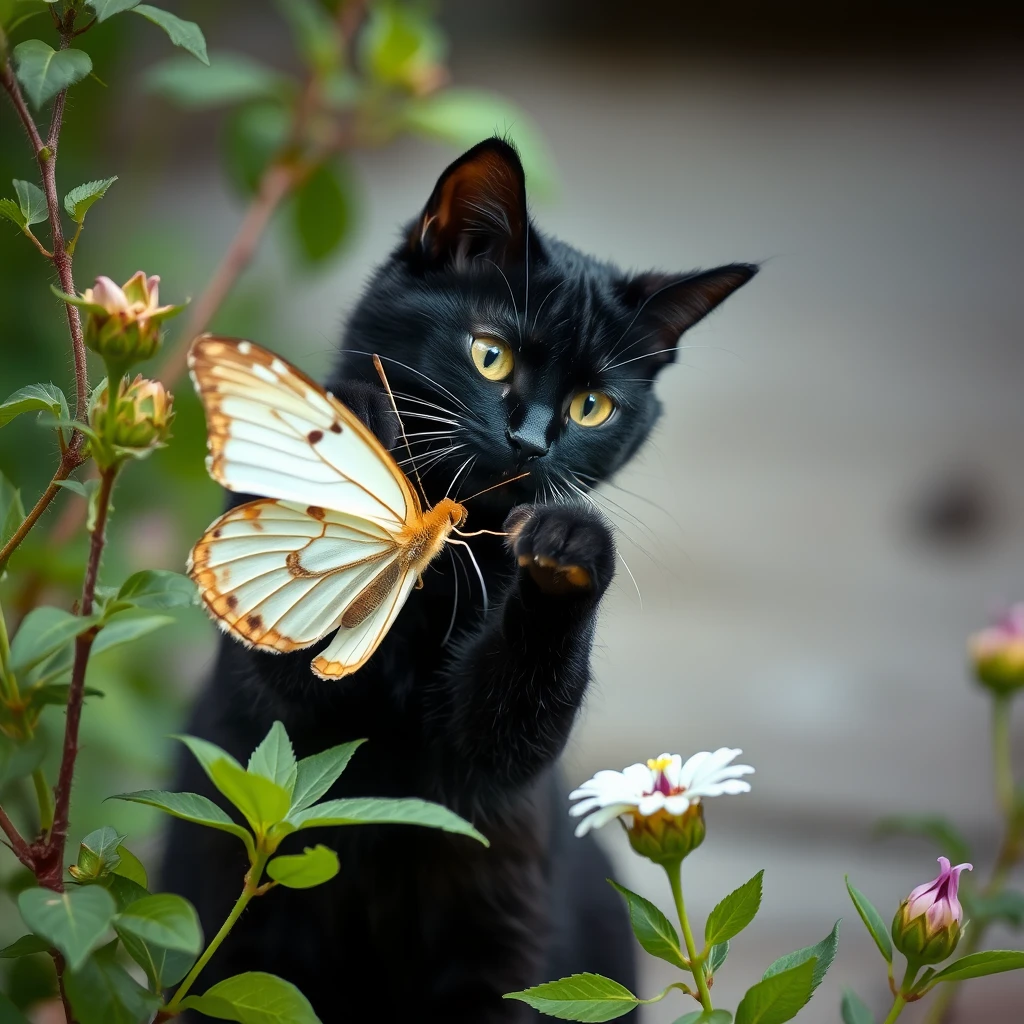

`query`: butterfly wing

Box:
[188,499,402,655]
[188,334,421,532]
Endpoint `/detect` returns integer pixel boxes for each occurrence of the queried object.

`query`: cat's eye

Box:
[569,390,615,428]
[470,337,514,381]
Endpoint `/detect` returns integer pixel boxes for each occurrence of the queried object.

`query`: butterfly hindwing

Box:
[188,499,401,654]
[188,334,420,531]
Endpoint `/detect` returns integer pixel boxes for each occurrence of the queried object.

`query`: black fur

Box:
[163,138,756,1021]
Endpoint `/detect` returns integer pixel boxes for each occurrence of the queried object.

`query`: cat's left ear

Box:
[616,264,758,370]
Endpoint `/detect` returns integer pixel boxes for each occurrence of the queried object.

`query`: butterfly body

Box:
[187,335,469,680]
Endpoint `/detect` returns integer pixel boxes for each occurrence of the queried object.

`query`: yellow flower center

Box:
[647,756,673,772]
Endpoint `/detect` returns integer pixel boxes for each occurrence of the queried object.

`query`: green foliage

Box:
[114,893,203,955]
[0,383,68,429]
[267,845,339,889]
[844,877,892,963]
[105,569,196,613]
[118,927,195,992]
[289,739,364,811]
[929,949,1024,983]
[87,0,141,21]
[12,179,46,226]
[63,177,117,224]
[180,971,320,1023]
[504,973,639,1021]
[111,844,147,887]
[762,919,840,996]
[247,719,297,792]
[674,1013,733,1024]
[840,990,875,1024]
[875,815,973,866]
[0,472,25,550]
[64,943,161,1024]
[131,5,209,65]
[273,0,340,76]
[734,959,816,1024]
[967,889,1024,926]
[210,758,291,835]
[0,730,46,785]
[90,609,176,656]
[707,941,730,974]
[360,1,444,88]
[146,52,288,109]
[223,101,291,194]
[9,606,99,676]
[607,880,687,969]
[73,825,125,880]
[13,39,92,108]
[705,871,764,947]
[0,935,50,958]
[0,990,32,1024]
[291,161,354,264]
[17,885,116,971]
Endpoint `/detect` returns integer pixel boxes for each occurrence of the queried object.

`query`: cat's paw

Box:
[504,504,615,599]
[330,380,399,450]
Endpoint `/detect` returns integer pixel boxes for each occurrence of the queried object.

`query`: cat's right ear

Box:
[403,137,529,271]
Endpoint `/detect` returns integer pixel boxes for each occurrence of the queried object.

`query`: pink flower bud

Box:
[892,857,972,965]
[970,604,1024,695]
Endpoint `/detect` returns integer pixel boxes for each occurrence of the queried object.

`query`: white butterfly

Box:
[186,334,469,680]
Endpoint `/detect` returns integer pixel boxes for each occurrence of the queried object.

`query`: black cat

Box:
[162,138,756,1021]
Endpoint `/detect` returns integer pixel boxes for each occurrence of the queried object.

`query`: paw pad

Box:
[517,553,593,594]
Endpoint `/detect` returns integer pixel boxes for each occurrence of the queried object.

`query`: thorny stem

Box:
[162,851,271,1014]
[666,860,714,1012]
[0,454,83,570]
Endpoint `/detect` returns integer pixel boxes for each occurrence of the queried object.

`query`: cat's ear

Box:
[616,264,758,369]
[405,137,530,270]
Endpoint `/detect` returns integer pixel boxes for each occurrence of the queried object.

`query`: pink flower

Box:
[970,604,1024,694]
[892,857,973,964]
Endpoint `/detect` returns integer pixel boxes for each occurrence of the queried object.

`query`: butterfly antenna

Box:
[461,471,531,504]
[373,353,429,507]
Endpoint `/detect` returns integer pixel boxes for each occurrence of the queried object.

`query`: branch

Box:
[0,803,32,867]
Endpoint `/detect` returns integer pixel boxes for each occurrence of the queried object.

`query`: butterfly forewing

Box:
[189,335,419,531]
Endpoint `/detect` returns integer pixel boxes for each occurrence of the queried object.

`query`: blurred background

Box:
[1,1,1023,1019]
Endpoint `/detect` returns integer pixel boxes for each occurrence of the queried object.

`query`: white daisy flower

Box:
[569,748,754,841]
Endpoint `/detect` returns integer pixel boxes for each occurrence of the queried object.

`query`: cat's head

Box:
[337,138,756,514]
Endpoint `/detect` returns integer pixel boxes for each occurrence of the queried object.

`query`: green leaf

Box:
[0,382,69,429]
[13,39,93,108]
[114,893,202,954]
[845,877,892,963]
[91,610,175,656]
[180,971,320,1023]
[63,177,117,224]
[248,720,297,794]
[290,739,364,812]
[223,101,291,195]
[111,790,254,858]
[74,826,125,879]
[360,3,443,86]
[0,992,31,1024]
[273,0,340,75]
[132,5,208,64]
[109,569,196,613]
[209,759,291,834]
[931,950,1024,983]
[17,885,116,972]
[112,844,148,888]
[12,178,46,225]
[840,990,874,1024]
[64,943,161,1024]
[504,973,639,1021]
[403,88,556,195]
[708,941,730,974]
[674,1013,733,1024]
[290,796,488,845]
[118,927,195,992]
[763,919,840,996]
[0,934,51,958]
[176,734,244,778]
[10,606,99,676]
[607,880,686,969]
[875,816,972,866]
[965,889,1024,926]
[266,845,339,889]
[734,959,816,1024]
[0,731,47,786]
[87,0,140,21]
[292,161,353,264]
[102,874,150,913]
[705,871,764,947]
[25,683,104,709]
[146,52,287,109]
[0,476,25,552]
[0,197,28,230]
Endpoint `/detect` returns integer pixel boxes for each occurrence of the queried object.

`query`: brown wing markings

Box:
[340,560,402,628]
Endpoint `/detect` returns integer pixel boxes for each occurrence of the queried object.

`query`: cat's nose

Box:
[506,425,549,461]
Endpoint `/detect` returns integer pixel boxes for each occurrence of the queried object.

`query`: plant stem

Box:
[992,695,1015,818]
[666,860,714,1013]
[883,994,908,1024]
[164,851,269,1012]
[0,803,32,865]
[32,768,54,831]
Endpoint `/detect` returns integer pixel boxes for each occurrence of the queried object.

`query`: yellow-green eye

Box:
[569,390,615,427]
[470,337,514,381]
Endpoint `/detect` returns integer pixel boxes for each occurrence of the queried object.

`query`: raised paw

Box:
[504,504,616,598]
[330,379,399,450]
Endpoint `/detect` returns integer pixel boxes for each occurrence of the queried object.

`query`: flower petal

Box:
[637,793,666,817]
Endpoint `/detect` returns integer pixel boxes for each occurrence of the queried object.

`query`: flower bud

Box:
[79,271,181,368]
[89,376,174,456]
[892,856,972,965]
[970,605,1024,696]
